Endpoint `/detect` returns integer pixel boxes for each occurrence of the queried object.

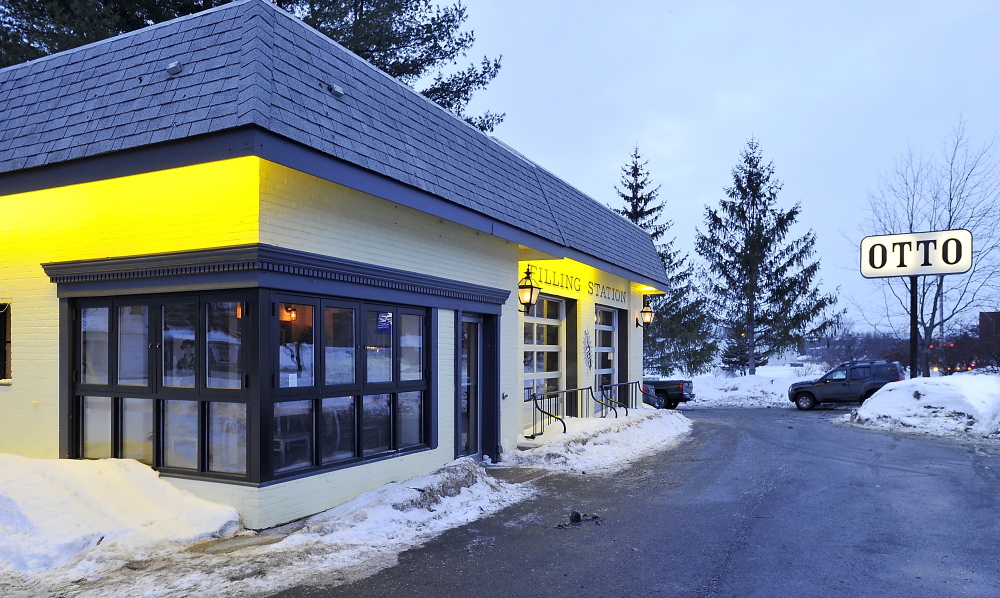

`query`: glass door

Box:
[594,306,617,416]
[459,316,483,457]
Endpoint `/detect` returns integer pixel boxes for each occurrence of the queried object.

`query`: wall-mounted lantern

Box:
[636,303,654,328]
[517,268,541,314]
[285,305,298,321]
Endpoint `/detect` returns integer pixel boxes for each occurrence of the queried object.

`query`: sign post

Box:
[860,229,973,377]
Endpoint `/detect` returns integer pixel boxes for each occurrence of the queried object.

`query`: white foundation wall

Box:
[170,312,458,530]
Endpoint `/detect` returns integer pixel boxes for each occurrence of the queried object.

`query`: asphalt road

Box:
[274,407,1000,598]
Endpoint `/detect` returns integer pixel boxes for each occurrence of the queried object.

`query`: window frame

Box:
[268,295,431,477]
[1,303,10,380]
[69,287,434,484]
[71,291,253,481]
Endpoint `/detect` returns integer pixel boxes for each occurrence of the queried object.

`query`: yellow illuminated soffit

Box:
[640,285,662,294]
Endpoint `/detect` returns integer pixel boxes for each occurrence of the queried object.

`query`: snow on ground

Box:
[849,372,1000,438]
[685,365,820,409]
[0,408,691,597]
[496,407,691,473]
[0,455,240,575]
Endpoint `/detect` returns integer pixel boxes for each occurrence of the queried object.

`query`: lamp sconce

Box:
[284,305,298,321]
[517,268,541,314]
[636,303,654,328]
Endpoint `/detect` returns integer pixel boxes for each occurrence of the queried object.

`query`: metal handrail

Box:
[524,386,592,438]
[601,380,642,413]
[587,385,619,419]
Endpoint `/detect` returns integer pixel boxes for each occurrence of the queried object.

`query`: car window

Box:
[850,366,871,381]
[827,368,847,381]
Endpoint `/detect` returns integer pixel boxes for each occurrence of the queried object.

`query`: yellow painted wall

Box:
[0,157,260,456]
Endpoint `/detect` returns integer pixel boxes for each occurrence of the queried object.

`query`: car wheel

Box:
[795,393,817,410]
[859,390,876,404]
[664,400,680,410]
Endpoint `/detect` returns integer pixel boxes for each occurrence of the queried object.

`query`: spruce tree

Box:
[0,0,503,131]
[696,139,840,375]
[614,147,716,374]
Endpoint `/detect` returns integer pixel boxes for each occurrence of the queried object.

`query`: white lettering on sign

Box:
[860,229,973,278]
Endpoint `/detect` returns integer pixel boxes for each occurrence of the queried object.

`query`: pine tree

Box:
[696,139,840,375]
[0,0,503,131]
[614,147,716,374]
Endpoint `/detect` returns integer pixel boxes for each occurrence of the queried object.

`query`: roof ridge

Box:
[0,0,258,78]
[236,0,276,128]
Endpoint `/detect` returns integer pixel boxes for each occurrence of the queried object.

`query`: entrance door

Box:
[459,316,483,457]
[594,306,617,415]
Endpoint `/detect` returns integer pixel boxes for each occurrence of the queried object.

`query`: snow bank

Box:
[850,374,1000,437]
[495,408,691,472]
[687,365,816,408]
[0,455,239,574]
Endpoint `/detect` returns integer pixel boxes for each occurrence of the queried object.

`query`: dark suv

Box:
[788,360,903,410]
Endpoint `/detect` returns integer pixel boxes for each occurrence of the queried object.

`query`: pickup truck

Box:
[641,377,695,410]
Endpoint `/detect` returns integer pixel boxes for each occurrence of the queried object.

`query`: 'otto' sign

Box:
[861,229,973,278]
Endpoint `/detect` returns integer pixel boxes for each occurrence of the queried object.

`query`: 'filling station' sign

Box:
[860,229,973,279]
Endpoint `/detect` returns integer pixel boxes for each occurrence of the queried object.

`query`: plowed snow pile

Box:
[850,373,1000,437]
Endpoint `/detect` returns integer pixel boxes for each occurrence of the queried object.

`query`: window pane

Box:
[545,351,560,372]
[597,309,614,326]
[279,303,315,388]
[82,396,112,459]
[122,398,153,465]
[163,303,197,388]
[118,305,149,386]
[366,311,393,383]
[273,400,313,473]
[163,400,198,469]
[597,330,614,348]
[523,322,534,345]
[362,393,391,455]
[523,351,534,373]
[399,314,423,381]
[81,307,109,385]
[324,307,355,386]
[206,301,242,389]
[321,396,355,464]
[543,299,560,319]
[544,325,559,346]
[209,402,247,475]
[396,391,423,449]
[597,352,613,370]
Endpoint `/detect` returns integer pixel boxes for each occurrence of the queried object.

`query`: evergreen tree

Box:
[696,139,840,375]
[0,0,503,131]
[614,147,716,374]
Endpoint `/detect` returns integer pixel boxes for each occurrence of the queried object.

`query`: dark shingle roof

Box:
[0,0,667,286]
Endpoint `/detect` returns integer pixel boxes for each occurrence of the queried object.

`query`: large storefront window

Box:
[72,291,431,482]
[74,294,249,477]
[271,299,428,476]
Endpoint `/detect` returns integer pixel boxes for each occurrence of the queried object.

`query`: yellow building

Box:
[0,0,667,528]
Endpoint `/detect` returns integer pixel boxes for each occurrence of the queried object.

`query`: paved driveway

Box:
[275,407,1000,597]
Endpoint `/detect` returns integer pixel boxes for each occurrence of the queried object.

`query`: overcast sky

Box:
[460,0,1000,328]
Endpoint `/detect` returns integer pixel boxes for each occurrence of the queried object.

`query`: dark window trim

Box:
[0,303,10,379]
[42,244,509,311]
